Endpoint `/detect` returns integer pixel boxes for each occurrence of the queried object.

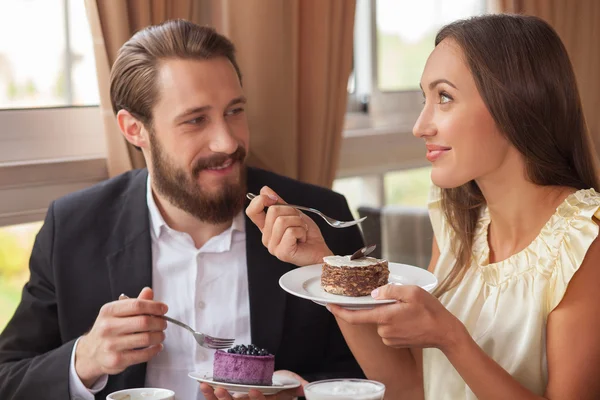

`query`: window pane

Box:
[0,222,41,330]
[384,167,432,206]
[348,68,356,94]
[376,0,485,92]
[0,0,98,109]
[333,176,382,218]
[68,0,99,106]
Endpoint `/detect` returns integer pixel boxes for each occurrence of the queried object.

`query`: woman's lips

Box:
[425,144,451,162]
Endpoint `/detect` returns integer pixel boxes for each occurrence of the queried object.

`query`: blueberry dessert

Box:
[213,344,275,386]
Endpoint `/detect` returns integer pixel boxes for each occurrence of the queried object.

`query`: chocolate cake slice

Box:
[321,255,389,297]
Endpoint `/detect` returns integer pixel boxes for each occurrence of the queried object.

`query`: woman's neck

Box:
[477,172,575,263]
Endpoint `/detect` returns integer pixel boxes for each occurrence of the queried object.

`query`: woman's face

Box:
[413,38,517,189]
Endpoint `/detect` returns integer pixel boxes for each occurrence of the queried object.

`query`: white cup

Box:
[106,388,175,400]
[304,379,385,400]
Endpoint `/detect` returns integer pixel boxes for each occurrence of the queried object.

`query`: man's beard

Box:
[149,133,247,224]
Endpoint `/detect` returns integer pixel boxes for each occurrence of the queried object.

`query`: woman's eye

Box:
[440,92,453,104]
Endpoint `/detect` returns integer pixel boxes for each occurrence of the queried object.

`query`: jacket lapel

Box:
[104,169,153,391]
[245,168,290,355]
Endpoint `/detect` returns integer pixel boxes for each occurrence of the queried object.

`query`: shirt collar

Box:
[147,175,167,239]
[205,211,245,253]
[146,176,246,247]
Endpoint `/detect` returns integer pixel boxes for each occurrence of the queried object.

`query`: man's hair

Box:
[109,19,242,127]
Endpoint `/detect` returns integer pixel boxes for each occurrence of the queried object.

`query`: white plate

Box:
[279,262,438,310]
[189,372,301,395]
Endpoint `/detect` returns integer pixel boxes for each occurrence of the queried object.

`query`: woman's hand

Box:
[245,186,333,266]
[328,284,468,352]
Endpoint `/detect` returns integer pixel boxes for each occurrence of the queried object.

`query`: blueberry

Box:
[226,344,270,356]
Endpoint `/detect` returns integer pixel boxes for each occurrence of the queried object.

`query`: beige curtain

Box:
[498,0,600,156]
[85,0,206,177]
[86,0,355,188]
[211,0,356,187]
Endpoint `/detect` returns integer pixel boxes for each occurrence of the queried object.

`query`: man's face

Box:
[146,57,250,223]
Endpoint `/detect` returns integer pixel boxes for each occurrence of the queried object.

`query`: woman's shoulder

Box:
[544,187,600,313]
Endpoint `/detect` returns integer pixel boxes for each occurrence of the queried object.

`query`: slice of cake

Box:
[321,255,389,297]
[213,344,275,386]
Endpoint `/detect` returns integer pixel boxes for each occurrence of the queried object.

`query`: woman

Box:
[210,13,600,400]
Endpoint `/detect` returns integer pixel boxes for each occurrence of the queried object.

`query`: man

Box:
[0,19,365,400]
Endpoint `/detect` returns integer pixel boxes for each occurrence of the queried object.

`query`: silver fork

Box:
[118,294,234,350]
[246,193,367,228]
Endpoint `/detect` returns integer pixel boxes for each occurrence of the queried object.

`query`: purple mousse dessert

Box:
[213,344,275,386]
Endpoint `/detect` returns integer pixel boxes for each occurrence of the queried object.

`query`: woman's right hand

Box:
[245,186,332,266]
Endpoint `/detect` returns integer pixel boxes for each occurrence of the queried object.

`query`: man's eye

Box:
[227,107,245,116]
[187,116,207,125]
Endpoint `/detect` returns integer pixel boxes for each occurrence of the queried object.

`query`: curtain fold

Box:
[297,0,356,187]
[86,0,356,187]
[498,0,600,156]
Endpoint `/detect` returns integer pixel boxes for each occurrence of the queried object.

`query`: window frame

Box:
[0,0,107,228]
[0,106,108,227]
[346,0,429,123]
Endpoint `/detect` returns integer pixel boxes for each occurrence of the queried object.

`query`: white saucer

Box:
[279,262,438,310]
[189,372,301,395]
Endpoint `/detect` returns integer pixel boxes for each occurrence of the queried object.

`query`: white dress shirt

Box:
[70,177,252,400]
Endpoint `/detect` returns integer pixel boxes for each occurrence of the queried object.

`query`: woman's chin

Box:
[431,169,469,190]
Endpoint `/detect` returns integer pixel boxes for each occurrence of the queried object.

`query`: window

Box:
[337,0,486,212]
[333,175,384,219]
[0,0,107,228]
[0,0,99,109]
[347,0,486,120]
[384,167,432,206]
[376,0,485,92]
[0,221,42,331]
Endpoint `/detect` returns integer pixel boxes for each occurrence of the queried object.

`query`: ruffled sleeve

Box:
[545,189,600,313]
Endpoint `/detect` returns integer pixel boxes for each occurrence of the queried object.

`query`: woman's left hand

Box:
[328,284,467,351]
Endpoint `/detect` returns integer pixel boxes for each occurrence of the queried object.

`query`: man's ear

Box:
[116,109,150,149]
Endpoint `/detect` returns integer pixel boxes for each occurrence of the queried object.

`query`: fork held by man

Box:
[119,294,235,350]
[245,193,366,228]
[74,287,168,388]
[246,186,338,267]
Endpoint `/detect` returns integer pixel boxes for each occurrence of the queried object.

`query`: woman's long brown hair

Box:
[433,14,600,296]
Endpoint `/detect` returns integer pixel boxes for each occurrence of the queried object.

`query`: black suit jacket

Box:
[0,167,365,399]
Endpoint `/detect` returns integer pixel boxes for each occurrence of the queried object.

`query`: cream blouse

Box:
[422,188,600,399]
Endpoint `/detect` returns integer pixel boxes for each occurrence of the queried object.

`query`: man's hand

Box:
[75,287,168,387]
[246,186,333,266]
[200,370,307,400]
